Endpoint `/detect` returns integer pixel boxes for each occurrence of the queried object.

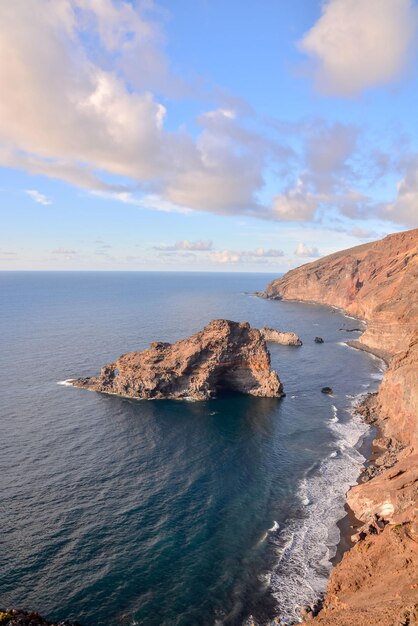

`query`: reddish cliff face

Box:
[73,319,283,401]
[265,228,418,356]
[299,521,418,626]
[264,228,418,626]
[265,228,418,448]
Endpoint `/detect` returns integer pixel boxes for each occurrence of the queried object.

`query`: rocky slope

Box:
[263,228,418,625]
[72,319,284,400]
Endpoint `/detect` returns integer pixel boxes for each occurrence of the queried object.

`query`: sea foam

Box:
[267,400,369,624]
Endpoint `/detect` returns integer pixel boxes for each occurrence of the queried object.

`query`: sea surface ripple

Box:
[0,272,384,625]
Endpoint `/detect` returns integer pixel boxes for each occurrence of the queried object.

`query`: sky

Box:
[1,0,418,271]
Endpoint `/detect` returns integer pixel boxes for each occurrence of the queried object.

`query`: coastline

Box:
[295,335,388,622]
[261,228,418,626]
[331,413,378,567]
[345,340,391,366]
[262,295,414,624]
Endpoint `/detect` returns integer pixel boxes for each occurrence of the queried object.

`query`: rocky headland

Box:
[72,319,284,401]
[263,228,418,625]
[259,327,302,346]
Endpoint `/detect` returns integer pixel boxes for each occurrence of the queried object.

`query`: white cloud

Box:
[252,248,284,258]
[209,251,242,264]
[350,227,378,239]
[163,108,286,214]
[0,1,410,230]
[209,247,284,264]
[91,191,192,214]
[269,121,363,222]
[25,189,52,205]
[299,0,418,96]
[153,240,213,252]
[0,3,290,219]
[157,251,197,260]
[272,179,319,221]
[0,2,171,183]
[51,248,77,255]
[295,242,321,258]
[304,123,358,192]
[380,166,418,226]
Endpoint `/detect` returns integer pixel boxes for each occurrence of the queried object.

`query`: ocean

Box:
[0,272,385,625]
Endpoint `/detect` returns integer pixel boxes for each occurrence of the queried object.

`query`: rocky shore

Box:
[263,228,418,625]
[72,319,284,401]
[0,609,81,626]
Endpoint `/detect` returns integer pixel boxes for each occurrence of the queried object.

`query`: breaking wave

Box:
[266,400,369,624]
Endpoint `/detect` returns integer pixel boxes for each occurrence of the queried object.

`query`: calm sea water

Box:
[0,272,384,626]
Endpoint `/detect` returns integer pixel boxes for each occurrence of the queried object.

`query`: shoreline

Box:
[331,417,378,567]
[258,293,396,623]
[330,339,390,568]
[301,392,385,621]
[345,340,391,366]
[257,231,417,623]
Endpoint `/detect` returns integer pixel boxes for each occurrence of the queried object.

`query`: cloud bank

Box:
[295,242,321,258]
[0,1,287,219]
[153,240,213,251]
[0,0,416,231]
[209,248,284,264]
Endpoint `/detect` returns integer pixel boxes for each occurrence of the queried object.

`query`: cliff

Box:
[265,228,417,357]
[264,228,418,625]
[72,319,283,401]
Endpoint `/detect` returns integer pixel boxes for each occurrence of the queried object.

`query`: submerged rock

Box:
[72,319,284,401]
[321,386,333,395]
[259,326,302,346]
[339,327,362,332]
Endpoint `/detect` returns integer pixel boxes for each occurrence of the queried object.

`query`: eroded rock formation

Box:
[72,319,283,401]
[263,228,418,626]
[259,326,302,346]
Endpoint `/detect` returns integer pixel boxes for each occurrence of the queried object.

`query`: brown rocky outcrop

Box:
[0,608,82,625]
[72,319,283,401]
[259,327,302,346]
[263,228,418,625]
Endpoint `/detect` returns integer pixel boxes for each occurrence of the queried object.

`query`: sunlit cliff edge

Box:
[264,228,418,626]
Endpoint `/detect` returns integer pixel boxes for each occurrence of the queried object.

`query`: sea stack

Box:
[72,319,284,401]
[259,326,302,346]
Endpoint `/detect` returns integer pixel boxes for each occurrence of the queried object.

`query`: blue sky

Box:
[1,0,417,271]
